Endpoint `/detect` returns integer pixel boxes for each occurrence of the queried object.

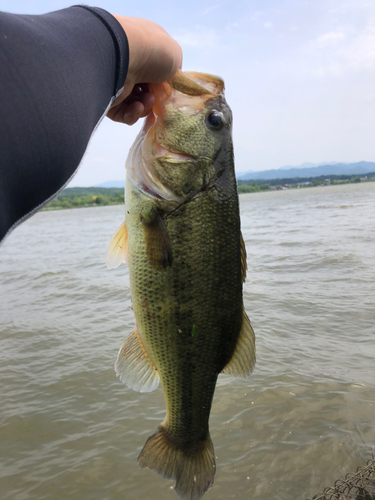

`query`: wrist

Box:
[111,14,182,85]
[112,15,154,84]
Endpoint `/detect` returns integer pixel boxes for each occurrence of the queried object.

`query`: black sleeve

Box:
[0,6,129,243]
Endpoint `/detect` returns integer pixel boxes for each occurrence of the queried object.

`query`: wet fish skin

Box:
[107,71,255,500]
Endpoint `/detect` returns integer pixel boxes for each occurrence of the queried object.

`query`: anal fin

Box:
[115,328,160,393]
[221,308,256,378]
[106,221,128,269]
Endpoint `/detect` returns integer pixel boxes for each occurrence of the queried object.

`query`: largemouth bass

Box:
[106,70,255,500]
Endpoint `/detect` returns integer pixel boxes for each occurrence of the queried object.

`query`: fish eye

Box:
[206,111,224,130]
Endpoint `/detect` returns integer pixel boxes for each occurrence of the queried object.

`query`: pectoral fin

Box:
[106,221,128,269]
[221,308,255,378]
[141,209,173,268]
[115,328,160,393]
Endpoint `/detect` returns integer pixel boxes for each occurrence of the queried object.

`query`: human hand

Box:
[107,16,182,125]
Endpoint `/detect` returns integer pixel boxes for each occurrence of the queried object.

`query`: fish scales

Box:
[127,180,242,445]
[106,70,256,500]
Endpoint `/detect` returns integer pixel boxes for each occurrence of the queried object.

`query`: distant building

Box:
[324,179,330,186]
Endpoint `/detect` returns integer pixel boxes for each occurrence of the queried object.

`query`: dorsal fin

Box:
[221,308,255,378]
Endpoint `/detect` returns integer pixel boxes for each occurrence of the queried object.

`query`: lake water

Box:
[0,182,374,500]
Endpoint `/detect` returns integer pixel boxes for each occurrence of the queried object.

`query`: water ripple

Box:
[1,183,375,499]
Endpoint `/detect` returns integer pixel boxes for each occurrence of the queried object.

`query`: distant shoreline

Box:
[41,187,124,211]
[42,176,375,211]
[237,172,375,194]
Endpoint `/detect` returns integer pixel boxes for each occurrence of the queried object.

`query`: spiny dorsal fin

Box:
[141,210,173,268]
[240,232,247,283]
[221,308,255,378]
[115,328,160,393]
[138,426,215,500]
[106,221,128,269]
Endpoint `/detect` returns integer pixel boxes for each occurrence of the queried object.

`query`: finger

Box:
[107,102,127,123]
[138,92,156,117]
[108,89,156,125]
[123,100,145,125]
[109,83,150,116]
[122,92,155,123]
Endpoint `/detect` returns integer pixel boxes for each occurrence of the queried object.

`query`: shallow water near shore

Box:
[1,182,374,500]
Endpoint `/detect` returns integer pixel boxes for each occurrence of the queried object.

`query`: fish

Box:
[106,70,255,500]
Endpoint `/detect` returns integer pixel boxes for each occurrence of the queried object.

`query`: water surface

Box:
[1,182,374,499]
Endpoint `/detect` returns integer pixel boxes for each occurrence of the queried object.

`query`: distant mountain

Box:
[277,161,342,170]
[95,161,374,186]
[95,180,125,188]
[237,161,375,180]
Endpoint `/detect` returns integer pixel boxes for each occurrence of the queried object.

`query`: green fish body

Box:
[107,71,255,500]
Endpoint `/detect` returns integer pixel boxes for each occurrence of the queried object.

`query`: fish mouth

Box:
[150,70,225,118]
[145,70,226,162]
[126,71,224,202]
[171,70,224,97]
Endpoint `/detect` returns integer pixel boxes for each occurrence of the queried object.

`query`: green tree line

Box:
[43,173,375,211]
[43,187,124,210]
[237,171,375,188]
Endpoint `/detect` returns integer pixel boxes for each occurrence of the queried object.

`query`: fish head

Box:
[126,71,233,204]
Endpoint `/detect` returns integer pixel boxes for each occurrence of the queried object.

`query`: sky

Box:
[2,0,375,186]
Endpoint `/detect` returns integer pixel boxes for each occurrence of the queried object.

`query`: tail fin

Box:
[138,426,215,500]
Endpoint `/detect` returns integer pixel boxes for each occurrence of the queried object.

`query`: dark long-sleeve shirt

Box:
[0,6,129,243]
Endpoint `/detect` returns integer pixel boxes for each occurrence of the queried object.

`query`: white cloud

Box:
[200,5,220,16]
[251,11,265,21]
[174,27,219,49]
[329,2,372,15]
[314,31,346,48]
[300,19,375,77]
[264,21,273,28]
[340,18,375,69]
[226,22,238,31]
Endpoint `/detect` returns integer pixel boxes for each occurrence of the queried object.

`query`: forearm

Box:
[0,6,129,242]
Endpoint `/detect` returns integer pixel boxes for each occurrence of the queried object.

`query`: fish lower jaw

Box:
[127,173,181,203]
[154,142,194,162]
